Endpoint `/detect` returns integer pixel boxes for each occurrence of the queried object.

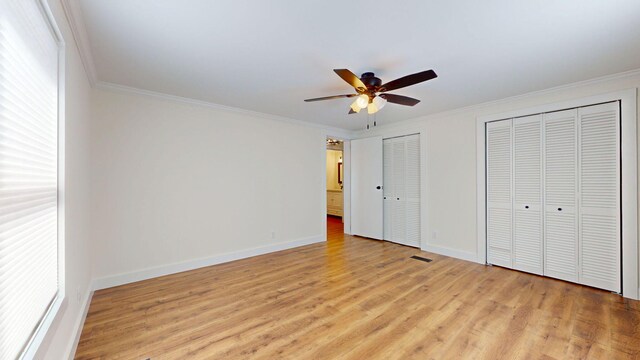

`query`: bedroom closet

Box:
[486,101,621,292]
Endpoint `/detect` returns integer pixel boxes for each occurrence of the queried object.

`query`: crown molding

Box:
[356,67,640,137]
[58,0,639,138]
[95,81,355,138]
[57,0,355,137]
[60,0,98,86]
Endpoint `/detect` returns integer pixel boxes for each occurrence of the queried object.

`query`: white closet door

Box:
[391,138,407,244]
[382,135,421,248]
[513,115,543,275]
[351,136,384,240]
[383,139,393,241]
[404,135,421,247]
[578,102,620,292]
[486,120,513,267]
[544,109,578,283]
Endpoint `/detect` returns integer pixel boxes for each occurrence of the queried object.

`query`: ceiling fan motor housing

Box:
[360,72,382,89]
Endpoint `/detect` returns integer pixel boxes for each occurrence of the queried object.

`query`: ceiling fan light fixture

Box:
[350,100,362,113]
[355,94,369,109]
[373,95,386,110]
[367,95,387,114]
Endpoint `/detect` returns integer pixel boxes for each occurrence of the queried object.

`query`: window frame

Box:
[17,1,67,358]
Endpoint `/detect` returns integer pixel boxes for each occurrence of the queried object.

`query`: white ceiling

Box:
[76,0,640,130]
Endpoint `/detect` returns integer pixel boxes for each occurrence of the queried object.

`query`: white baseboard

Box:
[421,244,482,264]
[92,235,325,291]
[66,290,93,360]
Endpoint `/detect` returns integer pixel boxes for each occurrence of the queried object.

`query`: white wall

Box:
[89,89,325,283]
[356,70,640,282]
[35,0,94,358]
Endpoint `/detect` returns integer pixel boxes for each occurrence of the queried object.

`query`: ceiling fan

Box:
[304,69,437,114]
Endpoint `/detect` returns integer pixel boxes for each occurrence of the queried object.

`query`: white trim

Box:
[54,0,67,322]
[343,140,352,234]
[60,0,359,138]
[476,118,487,265]
[21,296,64,360]
[476,89,638,300]
[65,290,93,360]
[324,132,353,235]
[95,81,354,139]
[55,0,640,137]
[320,131,328,242]
[419,124,429,251]
[60,0,98,85]
[20,1,68,358]
[620,89,638,299]
[422,245,480,264]
[91,235,324,290]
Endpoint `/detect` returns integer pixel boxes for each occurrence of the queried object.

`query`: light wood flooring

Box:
[75,216,640,359]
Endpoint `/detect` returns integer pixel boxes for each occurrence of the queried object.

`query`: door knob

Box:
[376,186,381,190]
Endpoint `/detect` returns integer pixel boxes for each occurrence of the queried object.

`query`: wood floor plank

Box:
[75,216,640,359]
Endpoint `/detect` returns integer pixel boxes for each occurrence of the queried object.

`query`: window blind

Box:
[0,0,60,359]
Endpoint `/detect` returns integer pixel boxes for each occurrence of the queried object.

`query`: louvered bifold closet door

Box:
[391,138,407,245]
[513,115,543,275]
[486,120,513,267]
[383,139,393,241]
[404,135,421,247]
[578,102,620,292]
[543,109,578,283]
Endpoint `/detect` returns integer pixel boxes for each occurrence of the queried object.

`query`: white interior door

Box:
[351,136,383,239]
[578,102,620,292]
[383,135,421,247]
[391,139,407,244]
[404,135,421,247]
[383,139,393,241]
[513,115,543,275]
[544,109,579,283]
[486,120,513,268]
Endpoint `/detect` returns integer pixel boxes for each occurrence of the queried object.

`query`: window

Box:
[0,0,62,358]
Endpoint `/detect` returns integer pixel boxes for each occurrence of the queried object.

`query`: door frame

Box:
[476,88,638,300]
[323,134,352,236]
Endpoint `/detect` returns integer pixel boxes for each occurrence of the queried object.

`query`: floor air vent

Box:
[410,255,433,263]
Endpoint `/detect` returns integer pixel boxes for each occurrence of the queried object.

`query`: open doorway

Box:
[326,138,344,235]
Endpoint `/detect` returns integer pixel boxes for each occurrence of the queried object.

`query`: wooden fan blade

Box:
[333,69,367,91]
[380,93,421,106]
[379,69,437,92]
[304,94,357,102]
